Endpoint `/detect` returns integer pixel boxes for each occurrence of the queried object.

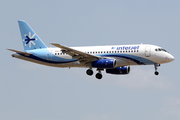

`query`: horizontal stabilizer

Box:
[7,49,32,56]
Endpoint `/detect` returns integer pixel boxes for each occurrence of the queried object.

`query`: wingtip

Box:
[51,43,60,45]
[7,48,12,51]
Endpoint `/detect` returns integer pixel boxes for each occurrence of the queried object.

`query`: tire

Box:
[86,69,93,76]
[96,73,102,79]
[155,71,159,75]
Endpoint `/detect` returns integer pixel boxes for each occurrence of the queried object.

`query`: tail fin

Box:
[18,20,47,51]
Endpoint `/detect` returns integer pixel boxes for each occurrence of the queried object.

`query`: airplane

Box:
[8,20,174,79]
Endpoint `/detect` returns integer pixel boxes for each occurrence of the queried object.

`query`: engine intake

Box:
[92,59,116,69]
[106,66,130,75]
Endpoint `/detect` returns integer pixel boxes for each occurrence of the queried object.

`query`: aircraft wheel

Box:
[86,69,93,76]
[96,73,102,79]
[155,71,159,75]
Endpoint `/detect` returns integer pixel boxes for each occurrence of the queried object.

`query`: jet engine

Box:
[92,59,116,69]
[106,66,130,75]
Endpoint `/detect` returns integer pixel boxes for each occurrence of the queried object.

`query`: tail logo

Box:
[23,32,37,48]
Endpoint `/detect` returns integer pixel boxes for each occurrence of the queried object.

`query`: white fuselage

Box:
[12,44,174,68]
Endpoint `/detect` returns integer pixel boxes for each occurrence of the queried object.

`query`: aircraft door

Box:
[46,50,52,60]
[145,46,151,57]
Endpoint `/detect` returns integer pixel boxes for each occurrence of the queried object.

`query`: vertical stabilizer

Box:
[18,20,47,51]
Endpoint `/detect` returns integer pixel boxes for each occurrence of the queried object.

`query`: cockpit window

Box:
[155,48,168,52]
[161,49,167,52]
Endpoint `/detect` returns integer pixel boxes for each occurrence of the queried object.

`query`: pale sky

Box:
[0,0,180,120]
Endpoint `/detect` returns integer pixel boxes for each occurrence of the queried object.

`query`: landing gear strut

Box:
[154,64,160,75]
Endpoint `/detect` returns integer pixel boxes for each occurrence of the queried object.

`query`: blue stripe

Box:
[18,53,77,64]
[98,54,156,65]
[18,53,156,65]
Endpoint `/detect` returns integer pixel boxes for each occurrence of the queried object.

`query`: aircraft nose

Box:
[168,54,175,62]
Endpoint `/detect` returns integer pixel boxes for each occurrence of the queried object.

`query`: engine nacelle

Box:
[91,59,116,69]
[106,66,130,75]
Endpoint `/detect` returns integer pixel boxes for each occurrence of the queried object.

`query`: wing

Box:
[7,49,32,56]
[51,43,100,64]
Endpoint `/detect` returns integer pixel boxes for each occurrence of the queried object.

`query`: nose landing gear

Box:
[155,71,159,75]
[154,64,160,75]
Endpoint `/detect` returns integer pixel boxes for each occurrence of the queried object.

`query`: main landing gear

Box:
[86,69,93,76]
[96,69,102,79]
[86,69,103,79]
[154,64,160,75]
